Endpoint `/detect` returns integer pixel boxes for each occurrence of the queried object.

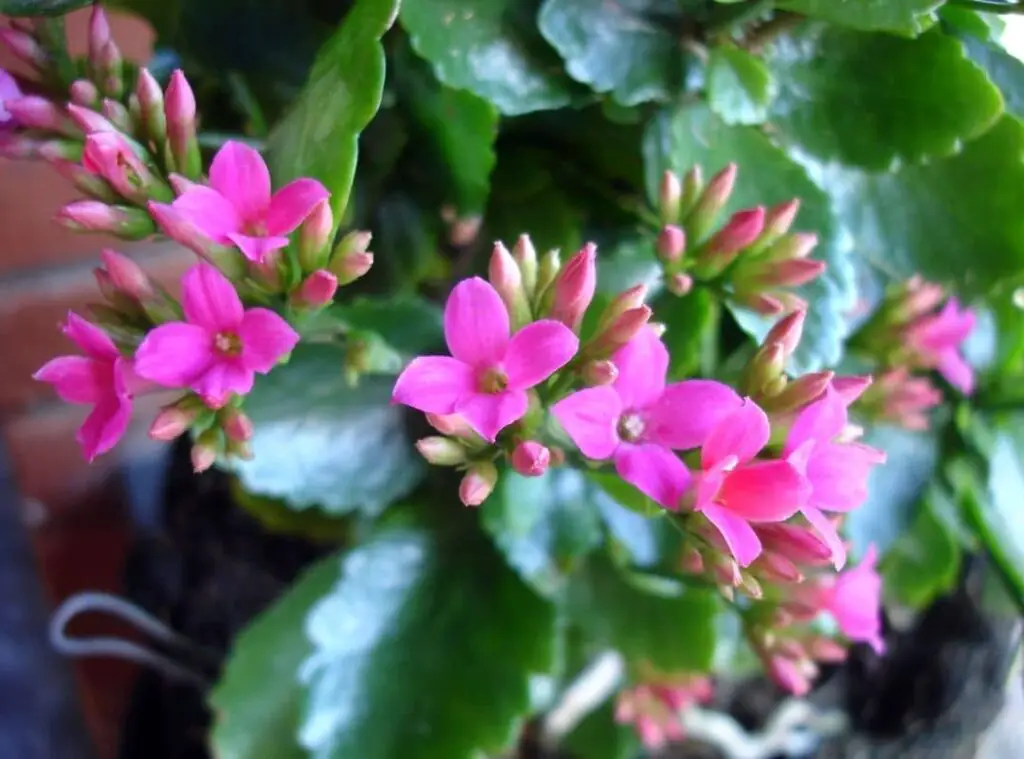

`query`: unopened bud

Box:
[93,268,119,303]
[82,131,170,205]
[757,523,833,566]
[658,170,682,225]
[733,290,785,316]
[101,98,131,132]
[679,165,705,217]
[757,199,800,247]
[512,234,538,296]
[768,656,811,696]
[754,552,803,583]
[764,309,806,360]
[57,201,155,239]
[426,413,472,438]
[416,436,467,466]
[534,249,562,304]
[511,441,550,477]
[703,206,765,260]
[98,41,124,99]
[741,342,785,396]
[332,250,373,286]
[488,241,531,328]
[149,404,198,441]
[298,200,334,271]
[686,162,736,242]
[70,79,100,108]
[0,27,47,70]
[656,224,686,264]
[35,138,83,163]
[0,133,43,159]
[712,556,742,587]
[597,284,648,331]
[50,160,115,201]
[135,68,166,147]
[222,408,254,443]
[88,4,112,71]
[165,70,201,178]
[581,359,618,386]
[771,371,835,412]
[589,306,652,358]
[748,258,826,288]
[680,546,704,574]
[66,103,116,134]
[459,462,498,507]
[550,243,597,333]
[667,273,693,296]
[191,431,220,473]
[101,249,153,300]
[648,321,666,338]
[5,96,77,135]
[294,269,338,308]
[740,572,763,599]
[761,232,818,263]
[168,173,200,196]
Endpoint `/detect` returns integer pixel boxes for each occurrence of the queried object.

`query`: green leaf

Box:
[822,115,1024,295]
[568,554,718,673]
[770,27,1003,170]
[299,505,559,759]
[538,0,686,106]
[267,0,399,225]
[234,343,425,515]
[775,0,943,35]
[970,432,1024,604]
[643,105,856,375]
[0,0,90,15]
[588,471,663,518]
[329,295,444,356]
[707,44,776,126]
[209,556,340,759]
[395,43,500,213]
[962,34,1024,120]
[562,701,640,759]
[845,425,939,556]
[400,0,578,115]
[883,489,961,609]
[481,468,604,597]
[656,287,720,379]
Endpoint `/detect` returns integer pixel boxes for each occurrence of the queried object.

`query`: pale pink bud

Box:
[755,552,803,583]
[768,656,811,696]
[447,214,482,247]
[741,572,764,599]
[680,164,704,213]
[0,28,47,69]
[769,370,835,412]
[763,232,818,262]
[222,409,254,443]
[897,277,946,321]
[416,436,467,466]
[66,103,116,134]
[149,405,198,441]
[512,234,538,294]
[70,79,100,107]
[656,224,686,263]
[680,546,704,574]
[82,131,166,204]
[459,462,498,507]
[687,162,736,241]
[98,41,125,99]
[665,273,692,296]
[757,523,833,566]
[648,321,666,337]
[511,441,550,477]
[597,283,648,330]
[101,249,153,300]
[426,413,474,438]
[705,206,765,258]
[57,201,154,238]
[298,200,334,270]
[658,170,682,225]
[334,250,373,285]
[88,4,113,66]
[764,309,806,359]
[191,441,218,473]
[752,258,827,288]
[5,96,76,135]
[296,269,338,308]
[581,359,618,386]
[488,241,530,326]
[93,268,119,302]
[551,243,597,332]
[759,199,800,244]
[591,306,653,357]
[734,290,785,316]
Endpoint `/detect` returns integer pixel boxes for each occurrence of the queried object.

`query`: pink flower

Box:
[392,277,578,442]
[33,313,140,461]
[825,545,884,653]
[614,678,713,750]
[692,401,811,567]
[552,327,742,509]
[0,68,22,128]
[157,141,329,263]
[905,297,976,394]
[134,263,300,406]
[784,385,886,569]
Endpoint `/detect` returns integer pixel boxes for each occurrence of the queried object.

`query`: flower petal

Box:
[611,327,667,410]
[701,399,770,468]
[225,232,290,264]
[719,460,809,521]
[614,443,690,509]
[63,312,118,360]
[182,264,244,332]
[551,386,622,460]
[392,356,474,414]
[444,277,510,367]
[34,356,109,404]
[801,505,847,570]
[784,384,847,455]
[237,308,300,373]
[134,322,215,387]
[77,395,131,462]
[805,441,878,513]
[700,504,762,567]
[171,186,243,243]
[937,348,974,395]
[208,141,272,221]
[194,360,254,404]
[644,380,742,450]
[504,319,579,390]
[455,389,528,442]
[265,179,330,235]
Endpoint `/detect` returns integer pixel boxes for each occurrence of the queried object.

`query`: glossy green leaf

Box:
[771,28,1003,170]
[267,0,399,225]
[481,468,604,597]
[707,44,776,126]
[538,0,686,106]
[234,344,425,515]
[396,44,499,213]
[568,554,718,673]
[298,505,559,759]
[962,34,1024,120]
[209,556,340,759]
[845,425,939,557]
[775,0,943,35]
[883,489,961,609]
[562,701,639,759]
[656,287,720,379]
[970,433,1024,604]
[643,106,855,375]
[329,295,444,356]
[400,0,578,115]
[822,115,1024,295]
[0,0,90,14]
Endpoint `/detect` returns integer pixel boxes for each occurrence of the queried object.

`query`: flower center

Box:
[617,412,645,443]
[214,331,242,357]
[246,219,268,236]
[478,366,508,394]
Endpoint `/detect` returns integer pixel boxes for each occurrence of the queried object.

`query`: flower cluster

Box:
[3,10,374,466]
[655,164,825,314]
[614,674,713,751]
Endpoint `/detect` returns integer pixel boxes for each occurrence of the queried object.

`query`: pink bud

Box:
[764,309,806,358]
[581,359,618,386]
[760,199,800,243]
[82,131,163,204]
[768,656,811,696]
[298,200,334,270]
[551,242,597,332]
[149,405,198,441]
[88,4,112,63]
[459,462,498,507]
[66,103,116,134]
[70,79,100,107]
[296,269,338,308]
[0,28,47,69]
[191,441,218,473]
[832,374,872,405]
[763,232,818,262]
[598,283,648,330]
[734,290,785,316]
[332,250,373,285]
[712,556,742,587]
[687,162,736,241]
[101,98,130,131]
[680,546,704,574]
[488,241,529,325]
[416,436,466,466]
[753,258,827,288]
[591,306,652,357]
[93,268,119,302]
[5,96,75,134]
[754,552,803,583]
[898,277,946,321]
[222,409,254,442]
[101,249,153,300]
[135,67,166,144]
[757,523,833,566]
[165,69,196,131]
[511,441,550,477]
[57,200,154,237]
[705,206,765,258]
[656,224,686,263]
[426,413,473,438]
[770,371,835,412]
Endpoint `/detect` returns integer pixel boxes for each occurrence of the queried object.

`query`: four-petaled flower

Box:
[34,313,143,461]
[552,327,742,508]
[823,545,884,653]
[156,141,329,263]
[392,277,578,442]
[134,263,300,406]
[905,297,977,395]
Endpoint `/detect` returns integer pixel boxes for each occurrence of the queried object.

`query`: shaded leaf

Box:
[962,34,1024,119]
[775,0,943,36]
[883,489,961,609]
[562,701,639,759]
[656,287,720,379]
[707,44,776,126]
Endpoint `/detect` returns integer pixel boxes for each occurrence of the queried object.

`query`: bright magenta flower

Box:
[692,400,810,567]
[825,545,884,653]
[0,67,22,128]
[784,385,886,569]
[156,141,329,263]
[905,297,976,394]
[552,327,741,508]
[392,277,578,442]
[134,263,299,406]
[34,313,140,461]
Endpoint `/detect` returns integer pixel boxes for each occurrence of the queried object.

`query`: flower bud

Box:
[101,98,131,132]
[191,435,219,473]
[57,201,155,239]
[581,359,618,386]
[589,306,653,358]
[165,70,201,179]
[680,546,704,574]
[768,656,811,696]
[764,309,806,360]
[98,41,125,100]
[686,162,736,242]
[447,214,482,247]
[0,133,42,159]
[666,273,693,297]
[679,165,704,217]
[168,173,200,196]
[416,436,467,466]
[756,199,800,247]
[757,523,833,566]
[55,161,117,204]
[332,250,373,286]
[702,206,765,261]
[597,283,647,332]
[70,79,100,108]
[82,131,170,205]
[488,241,531,329]
[656,224,686,264]
[459,461,498,507]
[741,342,785,397]
[135,67,166,147]
[761,232,818,263]
[740,572,763,599]
[149,403,199,441]
[66,103,116,134]
[747,258,827,289]
[511,441,550,477]
[534,248,562,304]
[0,28,47,70]
[222,408,254,443]
[294,269,338,308]
[753,552,803,583]
[88,4,112,71]
[767,370,835,412]
[101,249,153,301]
[712,556,742,587]
[298,200,334,271]
[35,138,83,163]
[425,413,469,437]
[733,290,784,316]
[658,170,682,226]
[550,243,597,333]
[4,95,77,135]
[512,234,538,296]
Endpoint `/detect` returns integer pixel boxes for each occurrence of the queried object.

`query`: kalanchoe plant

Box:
[3,0,1024,757]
